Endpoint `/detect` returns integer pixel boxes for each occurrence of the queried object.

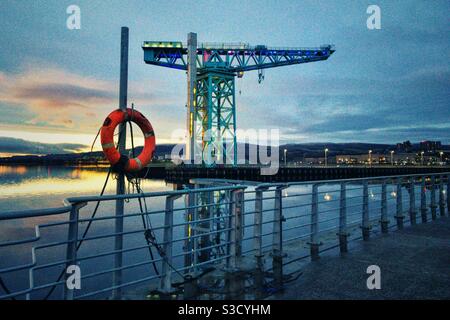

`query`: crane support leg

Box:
[186,32,197,164]
[194,71,237,166]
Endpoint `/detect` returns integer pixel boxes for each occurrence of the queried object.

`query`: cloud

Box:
[0,64,180,133]
[0,137,86,155]
[261,67,450,143]
[0,65,116,129]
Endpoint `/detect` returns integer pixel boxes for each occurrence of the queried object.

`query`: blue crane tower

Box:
[142,32,335,166]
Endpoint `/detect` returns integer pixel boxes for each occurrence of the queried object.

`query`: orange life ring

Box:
[100,108,155,172]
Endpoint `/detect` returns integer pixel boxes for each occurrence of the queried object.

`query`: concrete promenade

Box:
[275,217,450,299]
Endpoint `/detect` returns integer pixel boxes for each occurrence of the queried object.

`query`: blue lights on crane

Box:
[142,36,335,166]
[143,42,335,73]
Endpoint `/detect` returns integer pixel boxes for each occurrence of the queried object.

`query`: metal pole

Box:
[421,176,428,223]
[63,202,85,300]
[112,26,128,300]
[447,175,450,216]
[362,180,370,240]
[409,178,417,225]
[254,186,267,298]
[310,184,320,261]
[272,186,285,289]
[395,178,404,229]
[225,188,245,299]
[254,187,268,260]
[338,183,348,252]
[272,187,284,256]
[197,189,213,264]
[229,189,244,269]
[439,175,445,216]
[160,195,181,293]
[184,187,195,273]
[430,175,437,220]
[380,181,389,233]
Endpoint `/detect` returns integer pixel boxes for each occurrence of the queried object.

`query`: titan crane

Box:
[142,33,335,165]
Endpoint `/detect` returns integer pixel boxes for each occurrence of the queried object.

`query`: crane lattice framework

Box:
[142,32,335,165]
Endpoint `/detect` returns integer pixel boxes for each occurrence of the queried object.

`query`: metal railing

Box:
[0,172,449,300]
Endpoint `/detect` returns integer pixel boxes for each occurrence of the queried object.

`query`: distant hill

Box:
[1,142,448,165]
[0,137,86,155]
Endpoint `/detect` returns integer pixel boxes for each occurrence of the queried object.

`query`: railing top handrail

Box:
[0,185,247,222]
[65,184,247,204]
[0,206,70,221]
[256,171,450,189]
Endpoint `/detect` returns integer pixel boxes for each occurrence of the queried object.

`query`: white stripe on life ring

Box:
[134,157,143,170]
[102,142,115,149]
[144,131,154,138]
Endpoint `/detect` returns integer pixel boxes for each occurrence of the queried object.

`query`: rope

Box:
[43,119,126,300]
[37,106,212,299]
[126,107,189,281]
[90,126,102,152]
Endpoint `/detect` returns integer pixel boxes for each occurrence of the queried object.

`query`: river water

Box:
[0,165,411,299]
[0,165,173,299]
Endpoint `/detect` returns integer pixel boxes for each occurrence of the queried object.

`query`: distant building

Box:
[396,140,412,153]
[419,140,441,152]
[304,157,336,165]
[336,154,386,164]
[336,153,418,165]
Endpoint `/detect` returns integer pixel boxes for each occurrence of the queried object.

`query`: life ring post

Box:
[112,26,129,301]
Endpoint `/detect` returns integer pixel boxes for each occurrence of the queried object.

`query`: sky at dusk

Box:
[0,0,449,154]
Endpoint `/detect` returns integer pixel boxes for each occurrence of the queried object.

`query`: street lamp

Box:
[368,150,372,166]
[390,150,394,166]
[420,151,424,166]
[284,149,287,167]
[324,148,329,167]
[440,151,444,163]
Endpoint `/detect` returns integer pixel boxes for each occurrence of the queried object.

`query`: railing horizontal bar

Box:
[66,185,247,204]
[0,262,35,274]
[0,236,39,248]
[0,206,70,221]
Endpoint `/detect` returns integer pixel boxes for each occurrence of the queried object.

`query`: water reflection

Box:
[0,165,171,299]
[0,165,169,211]
[0,167,427,300]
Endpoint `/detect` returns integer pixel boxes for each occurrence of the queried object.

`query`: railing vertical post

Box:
[254,187,267,259]
[160,195,181,294]
[183,188,199,299]
[272,186,286,290]
[430,176,437,220]
[338,183,348,252]
[198,190,214,263]
[225,188,245,299]
[192,189,199,272]
[380,180,389,233]
[228,188,244,269]
[362,180,370,240]
[439,175,445,217]
[183,187,195,274]
[447,175,450,216]
[395,178,404,229]
[63,202,84,300]
[421,176,428,223]
[309,184,320,261]
[254,186,268,298]
[409,178,417,225]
